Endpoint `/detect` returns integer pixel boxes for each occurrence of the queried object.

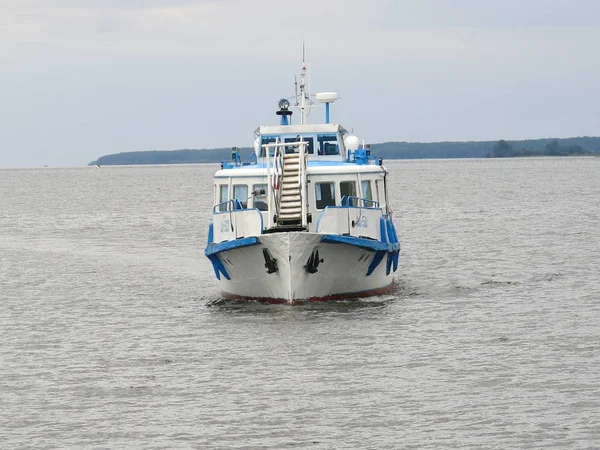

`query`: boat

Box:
[204,58,400,304]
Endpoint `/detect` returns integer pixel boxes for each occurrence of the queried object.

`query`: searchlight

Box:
[276,98,293,125]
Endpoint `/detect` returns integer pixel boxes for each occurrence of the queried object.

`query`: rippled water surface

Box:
[1,158,599,449]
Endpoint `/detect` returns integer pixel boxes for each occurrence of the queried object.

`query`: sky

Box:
[1,0,599,167]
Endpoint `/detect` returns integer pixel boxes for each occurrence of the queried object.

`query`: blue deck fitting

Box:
[389,220,400,272]
[386,252,393,275]
[379,217,388,244]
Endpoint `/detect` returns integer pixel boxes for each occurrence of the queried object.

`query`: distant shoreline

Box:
[89,136,600,166]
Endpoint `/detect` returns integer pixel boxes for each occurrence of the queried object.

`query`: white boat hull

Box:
[215,232,395,303]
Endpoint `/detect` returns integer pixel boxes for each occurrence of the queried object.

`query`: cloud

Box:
[0,0,218,8]
[381,0,600,28]
[1,0,600,167]
[3,0,600,66]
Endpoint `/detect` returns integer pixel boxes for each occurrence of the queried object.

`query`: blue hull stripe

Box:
[207,254,230,281]
[204,236,260,257]
[204,237,261,281]
[367,251,387,276]
[320,234,391,252]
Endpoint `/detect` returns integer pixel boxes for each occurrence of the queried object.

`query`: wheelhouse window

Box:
[284,136,314,154]
[233,184,248,208]
[260,136,279,157]
[315,182,335,209]
[218,184,229,212]
[317,134,339,155]
[361,180,375,207]
[340,181,357,206]
[252,184,268,211]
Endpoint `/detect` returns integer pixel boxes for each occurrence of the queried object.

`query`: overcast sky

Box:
[1,0,599,167]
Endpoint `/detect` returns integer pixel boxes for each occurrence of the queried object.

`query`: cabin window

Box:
[317,134,339,155]
[260,136,279,157]
[340,181,357,206]
[252,184,268,211]
[218,185,229,212]
[233,184,248,208]
[361,180,374,206]
[315,182,336,209]
[285,136,314,154]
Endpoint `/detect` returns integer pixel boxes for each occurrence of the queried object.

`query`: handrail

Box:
[261,142,309,149]
[299,139,308,227]
[340,196,380,208]
[212,198,245,213]
[261,140,309,227]
[274,145,282,218]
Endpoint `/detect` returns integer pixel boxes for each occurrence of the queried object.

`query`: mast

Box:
[296,43,310,125]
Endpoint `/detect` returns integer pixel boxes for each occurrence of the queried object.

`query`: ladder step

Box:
[281,193,301,200]
[278,151,304,221]
[281,201,302,207]
[280,205,302,212]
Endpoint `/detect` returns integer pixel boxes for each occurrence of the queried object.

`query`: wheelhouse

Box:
[256,124,347,161]
[212,121,389,239]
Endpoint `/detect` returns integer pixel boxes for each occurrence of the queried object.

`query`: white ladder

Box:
[278,152,303,223]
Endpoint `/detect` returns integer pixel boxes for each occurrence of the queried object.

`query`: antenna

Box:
[306,60,312,118]
[296,43,316,124]
[294,75,299,107]
[302,41,305,64]
[299,45,308,124]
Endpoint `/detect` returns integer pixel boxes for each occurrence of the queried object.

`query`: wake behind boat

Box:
[204,59,400,303]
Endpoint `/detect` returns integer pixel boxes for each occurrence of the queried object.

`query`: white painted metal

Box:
[344,135,360,151]
[212,209,263,243]
[316,92,339,103]
[316,207,383,240]
[218,233,394,303]
[297,59,309,125]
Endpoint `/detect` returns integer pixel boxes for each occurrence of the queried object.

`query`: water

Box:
[1,158,599,449]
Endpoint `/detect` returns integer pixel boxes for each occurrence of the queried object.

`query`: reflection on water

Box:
[205,280,406,314]
[206,296,394,314]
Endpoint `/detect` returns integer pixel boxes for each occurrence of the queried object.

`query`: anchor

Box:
[304,249,324,274]
[262,248,278,274]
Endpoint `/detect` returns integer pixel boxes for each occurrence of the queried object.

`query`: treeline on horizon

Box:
[89,136,600,166]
